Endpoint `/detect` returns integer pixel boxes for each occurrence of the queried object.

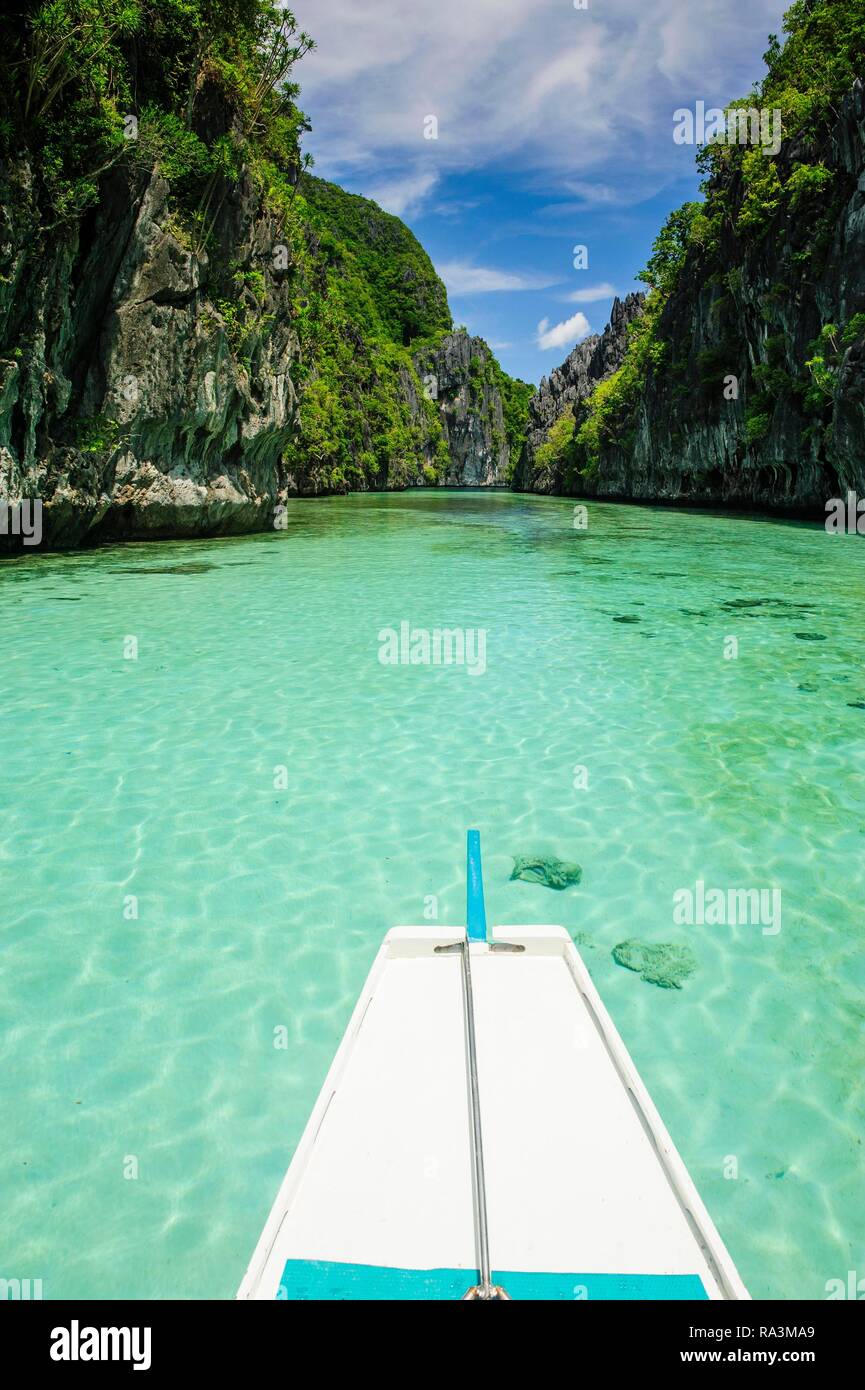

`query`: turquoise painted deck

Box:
[277,1258,708,1301]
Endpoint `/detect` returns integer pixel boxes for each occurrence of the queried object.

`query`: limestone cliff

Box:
[0,158,301,546]
[0,6,527,550]
[516,5,865,517]
[0,157,531,548]
[412,333,514,486]
[575,79,865,513]
[513,294,645,493]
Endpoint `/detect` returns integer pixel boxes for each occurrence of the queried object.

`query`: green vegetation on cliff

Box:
[0,1,314,226]
[300,178,451,347]
[561,207,694,482]
[694,0,865,251]
[540,0,865,494]
[473,354,534,478]
[497,370,535,479]
[1,0,523,499]
[283,175,452,490]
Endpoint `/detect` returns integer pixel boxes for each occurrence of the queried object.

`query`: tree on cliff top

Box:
[0,1,314,223]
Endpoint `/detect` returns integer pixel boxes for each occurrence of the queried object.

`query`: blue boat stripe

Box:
[277,1258,709,1301]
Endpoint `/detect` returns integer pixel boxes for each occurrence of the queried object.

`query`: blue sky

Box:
[291,0,789,386]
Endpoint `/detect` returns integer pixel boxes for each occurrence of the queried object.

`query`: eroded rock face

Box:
[513,294,645,492]
[0,159,299,549]
[603,81,865,515]
[413,332,511,486]
[518,82,865,515]
[0,153,523,547]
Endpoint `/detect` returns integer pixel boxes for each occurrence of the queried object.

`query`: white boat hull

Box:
[238,925,748,1301]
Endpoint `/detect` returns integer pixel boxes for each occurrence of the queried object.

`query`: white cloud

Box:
[536,312,592,351]
[292,0,788,195]
[439,262,559,295]
[557,182,626,207]
[365,170,439,216]
[431,197,483,218]
[562,282,618,304]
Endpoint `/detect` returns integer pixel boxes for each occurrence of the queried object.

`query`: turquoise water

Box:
[1,491,863,1300]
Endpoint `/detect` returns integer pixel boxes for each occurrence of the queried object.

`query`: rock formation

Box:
[575,80,865,514]
[0,149,524,547]
[0,155,301,547]
[513,293,645,493]
[412,333,512,486]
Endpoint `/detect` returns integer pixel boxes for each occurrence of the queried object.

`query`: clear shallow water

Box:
[1,491,863,1300]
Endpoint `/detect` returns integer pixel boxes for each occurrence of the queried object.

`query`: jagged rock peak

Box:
[514,292,645,492]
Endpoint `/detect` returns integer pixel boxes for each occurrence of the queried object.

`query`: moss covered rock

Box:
[612,939,696,989]
[510,855,582,890]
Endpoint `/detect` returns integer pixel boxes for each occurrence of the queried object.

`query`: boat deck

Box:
[238,926,747,1300]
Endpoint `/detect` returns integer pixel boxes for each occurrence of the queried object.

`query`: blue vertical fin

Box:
[466,830,487,942]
